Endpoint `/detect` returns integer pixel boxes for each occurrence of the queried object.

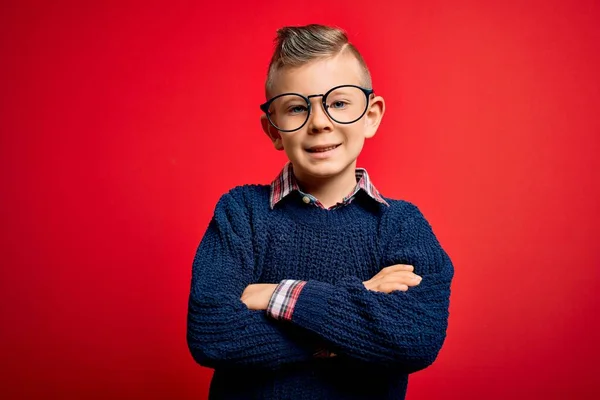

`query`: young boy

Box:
[187,24,454,400]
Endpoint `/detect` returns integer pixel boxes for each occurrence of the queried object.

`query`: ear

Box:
[363,95,385,139]
[261,114,284,150]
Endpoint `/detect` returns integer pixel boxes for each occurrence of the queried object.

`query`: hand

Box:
[241,283,278,310]
[363,264,422,293]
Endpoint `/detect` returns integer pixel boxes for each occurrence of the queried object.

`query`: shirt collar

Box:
[269,162,389,209]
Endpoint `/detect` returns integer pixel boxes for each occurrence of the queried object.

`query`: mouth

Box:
[306,144,341,153]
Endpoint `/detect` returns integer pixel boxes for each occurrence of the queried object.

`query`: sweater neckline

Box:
[273,192,383,228]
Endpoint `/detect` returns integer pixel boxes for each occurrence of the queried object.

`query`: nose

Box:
[307,98,333,134]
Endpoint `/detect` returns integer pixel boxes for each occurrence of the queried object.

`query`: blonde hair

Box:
[265,24,372,97]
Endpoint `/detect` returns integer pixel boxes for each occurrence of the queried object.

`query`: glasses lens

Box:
[325,86,368,124]
[268,94,309,131]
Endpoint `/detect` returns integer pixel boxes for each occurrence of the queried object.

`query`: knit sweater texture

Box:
[187,184,454,399]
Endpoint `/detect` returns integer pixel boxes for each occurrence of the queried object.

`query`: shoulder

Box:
[379,198,450,273]
[381,196,425,218]
[379,196,435,233]
[213,184,271,216]
[222,184,270,204]
[206,185,271,235]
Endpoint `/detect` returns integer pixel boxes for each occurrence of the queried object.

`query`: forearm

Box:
[187,291,318,370]
[187,192,320,371]
[286,267,452,372]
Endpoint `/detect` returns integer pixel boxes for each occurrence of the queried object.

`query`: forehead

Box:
[270,52,364,96]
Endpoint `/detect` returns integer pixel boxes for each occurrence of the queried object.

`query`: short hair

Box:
[265,24,372,98]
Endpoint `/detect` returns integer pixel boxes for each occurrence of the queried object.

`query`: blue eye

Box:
[288,105,308,114]
[330,101,348,109]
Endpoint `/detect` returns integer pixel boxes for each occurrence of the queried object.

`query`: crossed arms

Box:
[186,192,454,372]
[241,264,422,311]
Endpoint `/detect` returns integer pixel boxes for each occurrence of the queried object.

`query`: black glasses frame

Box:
[260,84,374,133]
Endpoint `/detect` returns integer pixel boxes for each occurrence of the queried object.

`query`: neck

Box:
[293,162,358,209]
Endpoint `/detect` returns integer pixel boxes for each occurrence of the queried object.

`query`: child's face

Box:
[261,53,385,181]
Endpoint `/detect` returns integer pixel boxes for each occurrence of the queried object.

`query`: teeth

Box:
[311,145,337,152]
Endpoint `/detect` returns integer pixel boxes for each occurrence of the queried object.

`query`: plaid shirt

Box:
[269,162,389,210]
[266,162,388,356]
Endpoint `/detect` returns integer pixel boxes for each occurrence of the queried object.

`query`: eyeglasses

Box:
[260,84,374,133]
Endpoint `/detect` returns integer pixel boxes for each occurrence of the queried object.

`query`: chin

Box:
[300,161,352,178]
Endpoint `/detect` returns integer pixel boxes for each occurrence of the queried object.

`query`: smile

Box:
[306,144,341,153]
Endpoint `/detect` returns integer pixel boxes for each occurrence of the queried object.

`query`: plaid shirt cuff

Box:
[266,279,307,321]
[313,347,336,358]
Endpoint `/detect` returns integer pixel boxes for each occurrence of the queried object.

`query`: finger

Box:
[384,271,422,285]
[379,283,409,293]
[364,269,420,291]
[367,272,418,289]
[368,265,413,282]
[384,264,414,273]
[387,271,421,279]
[363,279,385,291]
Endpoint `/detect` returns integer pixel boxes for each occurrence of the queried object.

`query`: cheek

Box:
[343,127,366,146]
[349,139,366,154]
[343,132,367,156]
[280,135,303,156]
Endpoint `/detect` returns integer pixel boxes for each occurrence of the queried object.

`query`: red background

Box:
[1,0,599,399]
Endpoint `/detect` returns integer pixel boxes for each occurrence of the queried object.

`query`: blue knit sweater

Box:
[187,184,454,399]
